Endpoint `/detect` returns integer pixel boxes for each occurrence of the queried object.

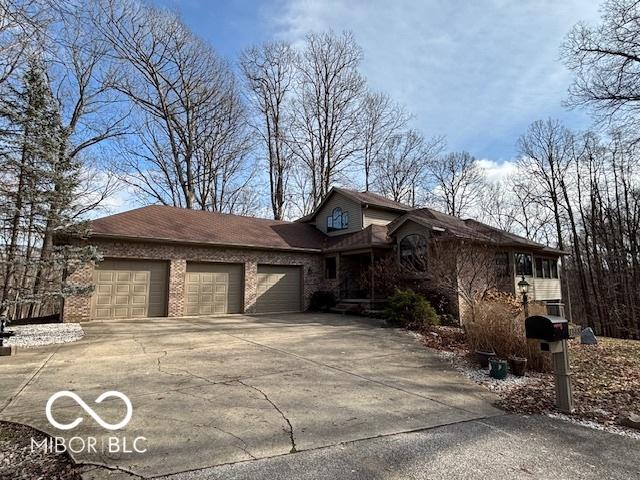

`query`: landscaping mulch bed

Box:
[419,326,640,435]
[0,421,81,480]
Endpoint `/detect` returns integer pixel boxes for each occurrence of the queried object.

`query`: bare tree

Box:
[429,237,500,324]
[508,178,555,244]
[359,91,408,191]
[91,0,253,212]
[290,31,365,208]
[562,0,640,141]
[480,180,516,233]
[424,150,484,217]
[0,0,49,87]
[0,49,106,319]
[241,41,296,220]
[373,130,442,206]
[517,119,573,251]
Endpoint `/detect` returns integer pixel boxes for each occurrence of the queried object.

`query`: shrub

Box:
[384,288,439,329]
[465,292,550,372]
[309,291,336,311]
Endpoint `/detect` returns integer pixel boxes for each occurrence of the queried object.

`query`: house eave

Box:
[63,232,324,254]
[322,243,394,254]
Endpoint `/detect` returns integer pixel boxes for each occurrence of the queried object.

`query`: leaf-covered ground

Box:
[422,327,640,426]
[0,421,82,480]
[501,338,640,425]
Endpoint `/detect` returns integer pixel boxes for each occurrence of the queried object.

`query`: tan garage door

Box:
[255,265,302,313]
[185,263,243,315]
[92,259,167,319]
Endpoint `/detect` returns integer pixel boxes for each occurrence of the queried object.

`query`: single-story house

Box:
[58,187,565,322]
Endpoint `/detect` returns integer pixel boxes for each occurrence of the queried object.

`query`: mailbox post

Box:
[525,315,574,413]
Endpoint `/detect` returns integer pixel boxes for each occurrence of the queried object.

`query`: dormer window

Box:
[327,207,349,232]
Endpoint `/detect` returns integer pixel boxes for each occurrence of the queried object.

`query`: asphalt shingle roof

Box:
[88,205,326,251]
[82,195,562,255]
[333,188,412,212]
[323,225,393,252]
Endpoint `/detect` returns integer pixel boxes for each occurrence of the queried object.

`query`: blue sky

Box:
[151,0,601,163]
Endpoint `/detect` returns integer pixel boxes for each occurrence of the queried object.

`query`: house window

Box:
[325,257,337,279]
[495,252,510,278]
[550,259,558,278]
[515,253,533,276]
[399,234,428,271]
[534,257,559,279]
[327,207,348,232]
[535,257,543,278]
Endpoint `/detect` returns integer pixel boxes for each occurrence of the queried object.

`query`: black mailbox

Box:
[525,315,569,342]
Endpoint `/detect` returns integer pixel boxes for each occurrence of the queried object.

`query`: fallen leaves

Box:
[0,421,82,480]
[422,327,640,427]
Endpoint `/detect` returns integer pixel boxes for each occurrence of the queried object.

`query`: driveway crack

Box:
[211,425,257,460]
[156,351,222,387]
[235,379,297,453]
[132,336,148,355]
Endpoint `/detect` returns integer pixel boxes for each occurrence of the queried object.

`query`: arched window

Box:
[327,207,349,231]
[399,234,428,271]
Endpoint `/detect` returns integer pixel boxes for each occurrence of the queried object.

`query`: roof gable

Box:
[297,187,411,223]
[388,208,565,255]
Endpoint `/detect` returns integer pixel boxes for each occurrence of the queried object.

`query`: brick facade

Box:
[62,239,324,322]
[168,259,186,317]
[62,263,94,323]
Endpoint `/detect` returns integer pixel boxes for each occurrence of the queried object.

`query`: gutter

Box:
[59,233,325,254]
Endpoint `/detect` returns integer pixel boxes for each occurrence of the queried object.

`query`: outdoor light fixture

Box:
[518,275,530,295]
[518,275,530,318]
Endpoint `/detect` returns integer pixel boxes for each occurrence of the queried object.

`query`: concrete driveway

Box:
[0,313,501,478]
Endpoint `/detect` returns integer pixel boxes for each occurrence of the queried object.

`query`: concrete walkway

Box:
[0,313,501,477]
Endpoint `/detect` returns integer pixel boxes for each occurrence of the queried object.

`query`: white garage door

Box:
[92,259,167,319]
[255,265,302,313]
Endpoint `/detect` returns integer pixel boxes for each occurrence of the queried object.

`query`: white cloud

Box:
[269,0,601,159]
[476,158,518,183]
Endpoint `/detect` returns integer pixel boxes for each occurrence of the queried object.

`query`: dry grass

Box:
[464,292,550,371]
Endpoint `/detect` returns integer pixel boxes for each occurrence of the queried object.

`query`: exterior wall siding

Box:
[394,221,429,245]
[62,238,323,322]
[363,207,401,228]
[530,278,562,301]
[315,193,362,236]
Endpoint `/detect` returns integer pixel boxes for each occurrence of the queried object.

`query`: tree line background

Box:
[0,0,639,338]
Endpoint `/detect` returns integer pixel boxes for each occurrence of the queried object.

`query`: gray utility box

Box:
[524,314,573,413]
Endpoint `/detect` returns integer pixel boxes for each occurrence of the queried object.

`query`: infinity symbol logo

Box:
[46,391,133,431]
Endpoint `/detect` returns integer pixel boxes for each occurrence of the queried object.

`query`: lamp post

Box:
[518,275,530,318]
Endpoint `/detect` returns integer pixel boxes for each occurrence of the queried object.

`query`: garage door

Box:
[185,263,243,315]
[255,265,302,313]
[92,259,167,319]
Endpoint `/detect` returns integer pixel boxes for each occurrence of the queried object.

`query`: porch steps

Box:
[330,298,387,316]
